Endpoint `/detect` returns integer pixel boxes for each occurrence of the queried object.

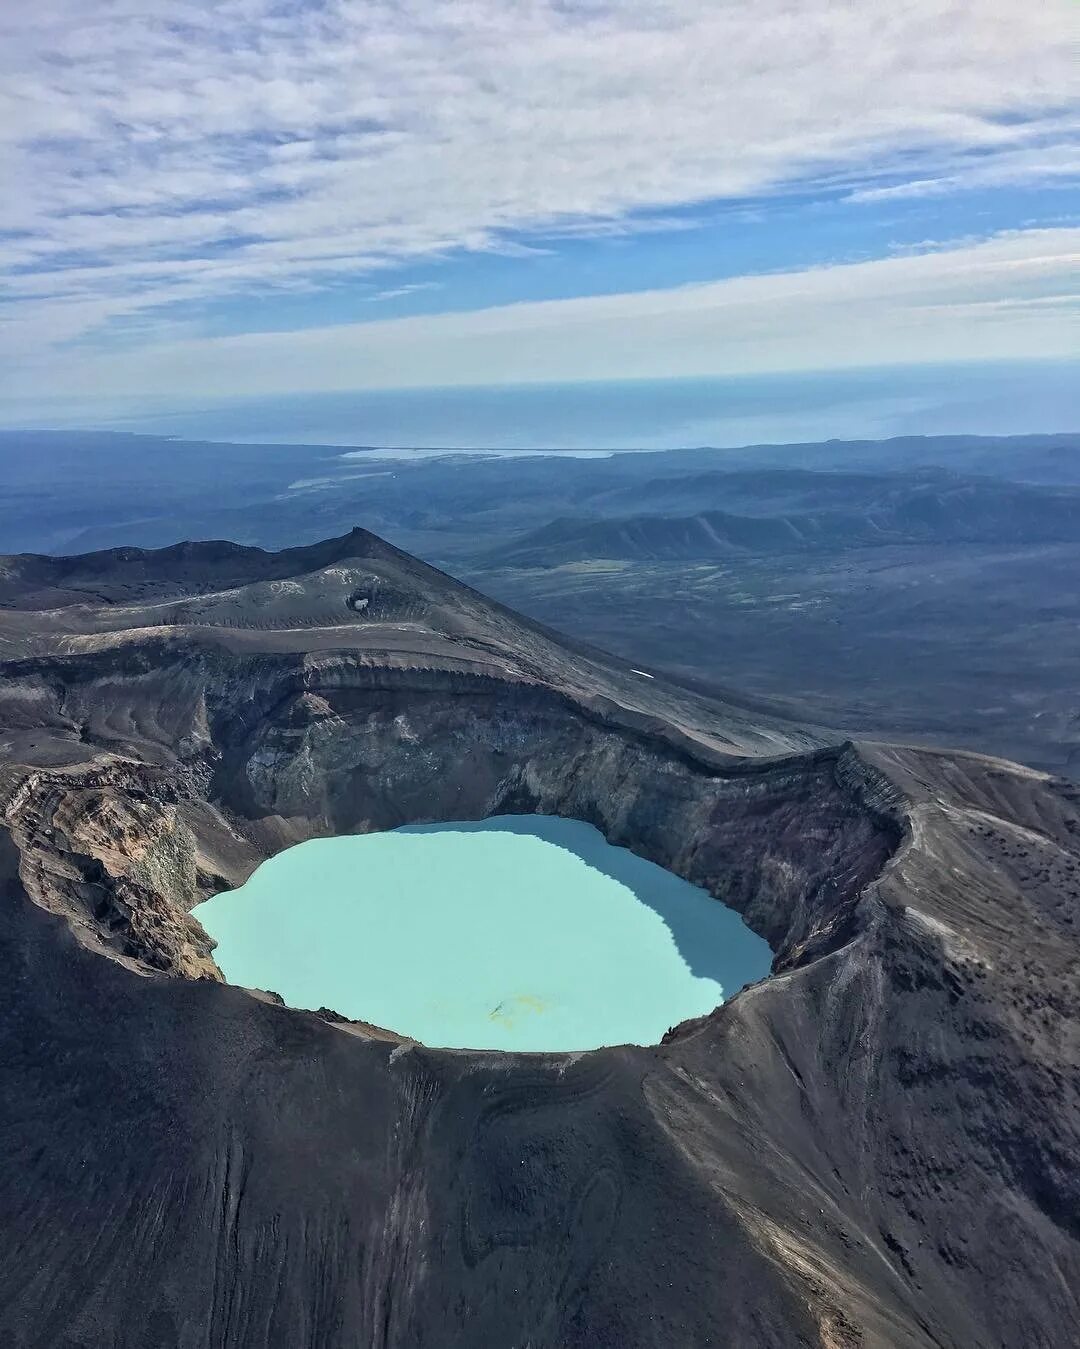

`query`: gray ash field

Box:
[1,526,1078,1346]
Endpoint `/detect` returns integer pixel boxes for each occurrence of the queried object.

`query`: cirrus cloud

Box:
[9,227,1076,403]
[0,0,1077,389]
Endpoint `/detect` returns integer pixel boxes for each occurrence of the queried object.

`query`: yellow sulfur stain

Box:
[489,994,549,1027]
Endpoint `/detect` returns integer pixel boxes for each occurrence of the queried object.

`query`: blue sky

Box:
[0,0,1077,437]
[185,180,1079,339]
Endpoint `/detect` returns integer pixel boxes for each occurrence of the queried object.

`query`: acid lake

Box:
[192,816,772,1052]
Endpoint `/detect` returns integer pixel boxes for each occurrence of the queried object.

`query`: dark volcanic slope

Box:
[1,529,1078,1348]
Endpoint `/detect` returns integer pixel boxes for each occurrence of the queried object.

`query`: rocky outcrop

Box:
[0,530,1077,1348]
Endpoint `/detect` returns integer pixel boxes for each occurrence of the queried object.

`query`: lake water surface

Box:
[192,816,772,1052]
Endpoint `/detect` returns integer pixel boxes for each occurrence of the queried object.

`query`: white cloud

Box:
[848,137,1080,202]
[366,281,443,302]
[0,0,1077,373]
[10,228,1077,402]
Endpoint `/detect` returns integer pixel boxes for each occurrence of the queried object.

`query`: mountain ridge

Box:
[492,478,1080,564]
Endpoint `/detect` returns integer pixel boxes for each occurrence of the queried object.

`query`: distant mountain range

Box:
[2,429,1079,558]
[493,478,1080,564]
[4,427,1080,778]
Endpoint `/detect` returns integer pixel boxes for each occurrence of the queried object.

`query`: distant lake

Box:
[192,816,773,1052]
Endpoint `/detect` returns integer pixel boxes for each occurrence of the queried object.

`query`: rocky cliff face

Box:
[0,529,1077,1348]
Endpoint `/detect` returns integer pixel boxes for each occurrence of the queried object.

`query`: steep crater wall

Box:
[2,649,905,1021]
[204,662,902,970]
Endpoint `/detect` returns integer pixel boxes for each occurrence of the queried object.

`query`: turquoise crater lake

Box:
[192,817,773,1052]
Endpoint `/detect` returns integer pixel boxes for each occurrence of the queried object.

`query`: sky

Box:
[0,0,1078,441]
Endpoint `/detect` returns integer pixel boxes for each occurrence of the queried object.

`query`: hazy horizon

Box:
[3,360,1077,452]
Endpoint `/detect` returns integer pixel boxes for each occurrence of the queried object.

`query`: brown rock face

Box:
[0,529,1077,1348]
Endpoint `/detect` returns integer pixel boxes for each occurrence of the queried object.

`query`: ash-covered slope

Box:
[0,529,1078,1348]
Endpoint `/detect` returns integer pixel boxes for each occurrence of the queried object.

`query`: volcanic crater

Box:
[1,528,1078,1348]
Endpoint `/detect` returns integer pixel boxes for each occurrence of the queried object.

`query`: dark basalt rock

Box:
[0,529,1077,1347]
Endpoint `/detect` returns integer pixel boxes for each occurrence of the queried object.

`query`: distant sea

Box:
[5,360,1076,450]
